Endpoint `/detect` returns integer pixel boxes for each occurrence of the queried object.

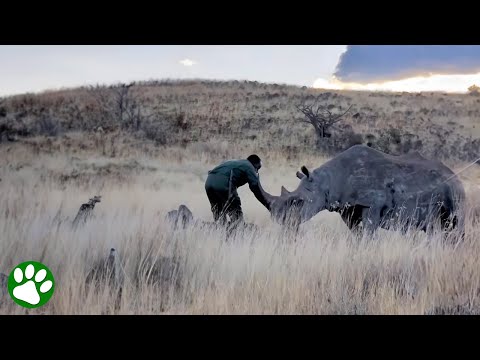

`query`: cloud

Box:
[334,46,480,83]
[179,58,197,67]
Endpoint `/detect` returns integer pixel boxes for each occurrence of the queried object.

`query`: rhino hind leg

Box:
[439,206,466,244]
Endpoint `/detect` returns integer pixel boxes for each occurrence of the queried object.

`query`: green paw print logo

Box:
[8,261,55,308]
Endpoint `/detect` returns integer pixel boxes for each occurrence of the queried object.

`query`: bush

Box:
[468,85,480,96]
[37,116,60,136]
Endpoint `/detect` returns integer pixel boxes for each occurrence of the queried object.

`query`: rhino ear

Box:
[281,186,291,196]
[301,166,310,178]
[296,171,305,180]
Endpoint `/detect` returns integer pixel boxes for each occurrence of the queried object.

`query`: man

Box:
[205,154,270,226]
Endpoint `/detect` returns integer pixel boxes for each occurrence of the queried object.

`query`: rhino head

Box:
[268,165,327,227]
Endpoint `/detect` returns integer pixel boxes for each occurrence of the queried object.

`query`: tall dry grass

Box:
[1,142,480,314]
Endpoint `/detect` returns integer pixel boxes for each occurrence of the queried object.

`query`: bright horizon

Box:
[2,74,478,96]
[314,73,480,93]
[1,45,479,96]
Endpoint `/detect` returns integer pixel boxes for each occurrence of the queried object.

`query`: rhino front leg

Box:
[361,206,382,238]
[340,205,364,232]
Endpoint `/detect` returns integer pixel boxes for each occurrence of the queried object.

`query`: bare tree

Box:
[87,83,156,131]
[87,84,115,124]
[295,95,352,144]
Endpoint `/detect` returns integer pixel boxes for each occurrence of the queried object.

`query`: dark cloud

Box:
[334,46,480,83]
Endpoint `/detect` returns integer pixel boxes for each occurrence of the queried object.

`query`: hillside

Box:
[1,79,480,162]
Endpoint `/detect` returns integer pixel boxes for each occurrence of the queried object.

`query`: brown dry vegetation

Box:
[1,80,480,162]
[1,80,480,314]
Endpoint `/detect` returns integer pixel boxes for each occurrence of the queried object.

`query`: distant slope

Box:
[1,79,479,161]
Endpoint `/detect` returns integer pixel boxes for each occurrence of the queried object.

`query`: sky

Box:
[1,45,480,96]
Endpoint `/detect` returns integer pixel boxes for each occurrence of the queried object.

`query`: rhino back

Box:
[311,145,462,209]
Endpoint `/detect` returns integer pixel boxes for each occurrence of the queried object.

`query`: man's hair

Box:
[247,154,261,166]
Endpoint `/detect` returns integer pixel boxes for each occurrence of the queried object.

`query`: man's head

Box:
[247,154,262,171]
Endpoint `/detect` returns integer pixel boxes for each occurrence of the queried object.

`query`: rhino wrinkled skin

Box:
[267,145,466,237]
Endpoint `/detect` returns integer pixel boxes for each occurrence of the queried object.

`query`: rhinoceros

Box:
[257,145,466,238]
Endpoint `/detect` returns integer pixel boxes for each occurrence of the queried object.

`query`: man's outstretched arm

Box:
[250,184,271,210]
[246,169,271,211]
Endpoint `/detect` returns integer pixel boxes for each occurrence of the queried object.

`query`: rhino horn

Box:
[281,186,291,196]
